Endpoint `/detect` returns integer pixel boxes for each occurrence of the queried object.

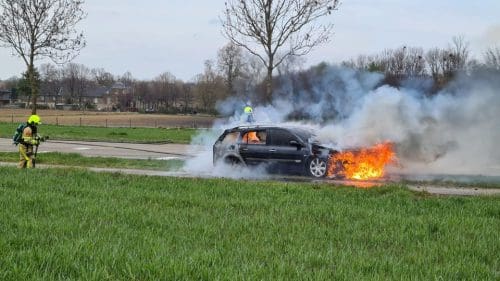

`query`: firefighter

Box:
[18,114,42,169]
[243,102,254,123]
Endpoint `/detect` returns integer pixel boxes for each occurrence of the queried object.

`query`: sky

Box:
[1,0,499,81]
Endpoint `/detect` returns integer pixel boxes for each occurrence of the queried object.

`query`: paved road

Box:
[0,138,200,160]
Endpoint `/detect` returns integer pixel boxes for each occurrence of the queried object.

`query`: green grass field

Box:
[0,122,199,143]
[0,167,498,280]
[0,152,184,171]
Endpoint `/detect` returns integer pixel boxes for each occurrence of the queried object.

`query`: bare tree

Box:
[239,54,266,100]
[484,46,500,70]
[134,81,152,111]
[222,0,339,101]
[179,82,194,114]
[425,48,441,80]
[91,68,115,87]
[40,63,62,104]
[449,35,470,72]
[436,36,470,81]
[61,63,90,107]
[196,60,225,113]
[276,52,305,76]
[341,55,369,71]
[0,0,86,113]
[153,72,176,110]
[390,47,406,76]
[119,71,135,88]
[217,42,244,97]
[401,47,425,77]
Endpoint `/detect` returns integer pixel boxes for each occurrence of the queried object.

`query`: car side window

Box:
[269,129,298,146]
[240,130,266,145]
[221,132,239,144]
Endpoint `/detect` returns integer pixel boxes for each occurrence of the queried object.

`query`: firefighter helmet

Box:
[27,114,41,125]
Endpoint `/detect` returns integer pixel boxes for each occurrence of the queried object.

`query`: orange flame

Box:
[328,142,396,180]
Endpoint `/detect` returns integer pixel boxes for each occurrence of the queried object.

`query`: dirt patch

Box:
[0,109,217,128]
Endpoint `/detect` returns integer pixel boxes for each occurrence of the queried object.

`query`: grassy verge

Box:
[2,150,497,188]
[0,167,498,280]
[0,152,184,171]
[0,122,199,143]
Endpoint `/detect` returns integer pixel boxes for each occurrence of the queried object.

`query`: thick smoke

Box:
[184,64,500,179]
[274,65,384,122]
[317,77,500,176]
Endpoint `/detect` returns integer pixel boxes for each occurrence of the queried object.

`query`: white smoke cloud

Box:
[184,65,500,179]
[315,72,500,176]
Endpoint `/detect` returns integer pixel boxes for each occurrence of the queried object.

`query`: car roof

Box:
[230,124,274,130]
[228,124,314,134]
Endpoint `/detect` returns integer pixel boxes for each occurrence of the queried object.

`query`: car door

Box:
[238,129,269,165]
[267,128,305,168]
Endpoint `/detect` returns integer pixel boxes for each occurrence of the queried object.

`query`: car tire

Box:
[224,156,243,167]
[307,157,327,178]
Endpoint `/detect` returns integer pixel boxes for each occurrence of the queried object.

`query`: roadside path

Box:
[0,138,198,159]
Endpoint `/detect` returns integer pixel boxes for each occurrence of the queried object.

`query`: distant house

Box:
[0,89,13,105]
[100,82,134,111]
[110,82,128,93]
[86,86,110,110]
[52,86,111,110]
[12,81,135,111]
[38,88,63,108]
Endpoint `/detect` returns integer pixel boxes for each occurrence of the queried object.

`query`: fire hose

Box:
[33,136,49,168]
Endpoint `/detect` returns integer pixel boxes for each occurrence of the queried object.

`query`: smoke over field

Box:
[185,65,500,179]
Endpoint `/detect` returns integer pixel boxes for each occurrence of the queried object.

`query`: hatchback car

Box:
[213,125,337,177]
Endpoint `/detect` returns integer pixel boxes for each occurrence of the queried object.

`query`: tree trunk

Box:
[28,62,38,114]
[265,65,273,103]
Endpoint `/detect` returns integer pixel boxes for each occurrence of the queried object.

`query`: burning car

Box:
[213,124,397,179]
[213,125,336,177]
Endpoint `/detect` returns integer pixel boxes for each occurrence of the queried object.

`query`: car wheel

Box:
[308,157,327,178]
[224,156,243,167]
